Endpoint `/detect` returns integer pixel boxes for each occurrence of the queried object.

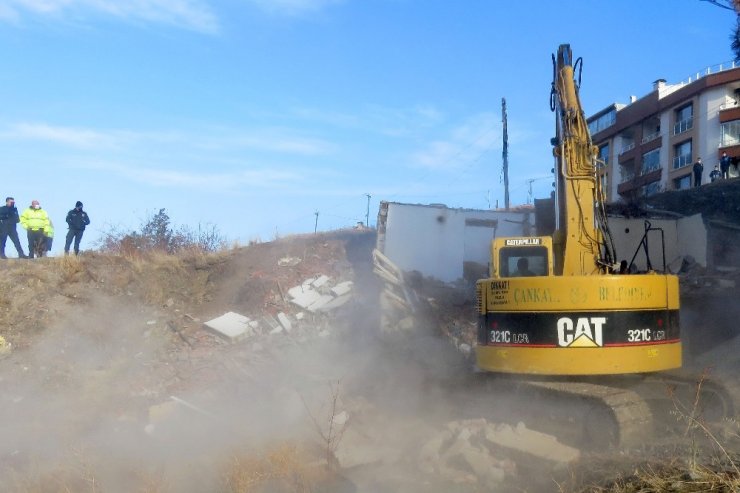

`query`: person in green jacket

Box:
[20,200,51,259]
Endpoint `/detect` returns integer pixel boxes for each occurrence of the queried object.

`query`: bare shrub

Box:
[98,209,226,255]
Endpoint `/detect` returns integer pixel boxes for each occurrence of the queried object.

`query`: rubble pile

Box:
[419,419,579,489]
[204,274,355,343]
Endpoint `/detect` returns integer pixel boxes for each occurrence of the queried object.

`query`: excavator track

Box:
[524,380,653,449]
[457,370,739,451]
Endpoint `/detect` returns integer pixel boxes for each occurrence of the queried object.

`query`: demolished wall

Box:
[376,201,533,283]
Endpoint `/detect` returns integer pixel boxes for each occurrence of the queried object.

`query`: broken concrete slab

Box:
[317,294,352,312]
[484,421,580,463]
[312,274,331,288]
[289,288,322,309]
[334,428,398,469]
[278,256,301,267]
[277,312,292,332]
[203,312,254,342]
[331,281,353,297]
[307,294,335,312]
[459,447,505,486]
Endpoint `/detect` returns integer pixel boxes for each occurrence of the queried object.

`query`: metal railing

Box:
[673,117,693,135]
[619,142,636,155]
[619,170,636,183]
[640,162,661,176]
[673,154,691,169]
[641,132,661,144]
[676,60,739,86]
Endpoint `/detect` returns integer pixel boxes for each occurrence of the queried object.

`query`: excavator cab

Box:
[492,237,553,278]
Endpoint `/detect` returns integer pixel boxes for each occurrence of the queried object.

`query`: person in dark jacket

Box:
[720,151,732,179]
[693,157,703,187]
[0,197,28,259]
[64,201,91,255]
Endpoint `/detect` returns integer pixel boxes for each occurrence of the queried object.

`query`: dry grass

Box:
[2,451,171,493]
[560,454,740,492]
[222,443,330,493]
[0,249,228,349]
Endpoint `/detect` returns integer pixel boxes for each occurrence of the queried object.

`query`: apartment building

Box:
[587,63,740,202]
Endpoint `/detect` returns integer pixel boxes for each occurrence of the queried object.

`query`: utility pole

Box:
[365,193,371,228]
[314,210,319,233]
[502,97,510,211]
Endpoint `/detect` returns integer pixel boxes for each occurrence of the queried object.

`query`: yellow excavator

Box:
[476,44,680,375]
[474,45,729,446]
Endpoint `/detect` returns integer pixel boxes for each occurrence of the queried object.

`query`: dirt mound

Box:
[0,229,379,492]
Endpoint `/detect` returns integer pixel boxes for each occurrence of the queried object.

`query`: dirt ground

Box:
[0,229,739,492]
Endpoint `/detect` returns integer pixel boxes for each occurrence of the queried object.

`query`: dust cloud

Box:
[4,237,736,493]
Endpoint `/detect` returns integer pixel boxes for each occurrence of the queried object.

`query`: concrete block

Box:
[289,288,322,309]
[312,275,331,288]
[460,448,505,485]
[484,421,580,463]
[203,312,253,342]
[302,277,317,288]
[277,256,301,267]
[277,312,292,332]
[331,281,353,297]
[307,294,335,312]
[317,294,352,312]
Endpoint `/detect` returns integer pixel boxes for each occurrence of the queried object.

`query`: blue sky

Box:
[0,0,734,248]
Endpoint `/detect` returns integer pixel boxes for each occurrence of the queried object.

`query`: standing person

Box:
[0,197,28,259]
[693,157,703,187]
[19,200,51,259]
[710,165,721,183]
[64,201,90,255]
[720,151,732,179]
[45,219,54,254]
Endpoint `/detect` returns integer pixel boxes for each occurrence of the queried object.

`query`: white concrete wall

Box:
[659,112,670,190]
[676,214,707,266]
[608,214,707,270]
[381,203,708,281]
[699,87,726,170]
[381,203,532,282]
[608,217,680,271]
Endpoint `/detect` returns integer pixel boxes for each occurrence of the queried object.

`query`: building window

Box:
[721,120,740,147]
[673,104,693,135]
[597,143,609,167]
[673,174,691,190]
[588,109,617,135]
[673,140,692,169]
[620,159,636,183]
[641,149,661,175]
[642,181,661,197]
[641,117,661,144]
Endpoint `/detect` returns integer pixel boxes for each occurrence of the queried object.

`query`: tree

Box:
[701,0,740,61]
[98,208,226,255]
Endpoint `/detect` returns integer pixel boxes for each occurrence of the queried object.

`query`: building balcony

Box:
[673,117,693,135]
[719,106,740,123]
[618,146,638,164]
[641,132,661,144]
[619,142,636,154]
